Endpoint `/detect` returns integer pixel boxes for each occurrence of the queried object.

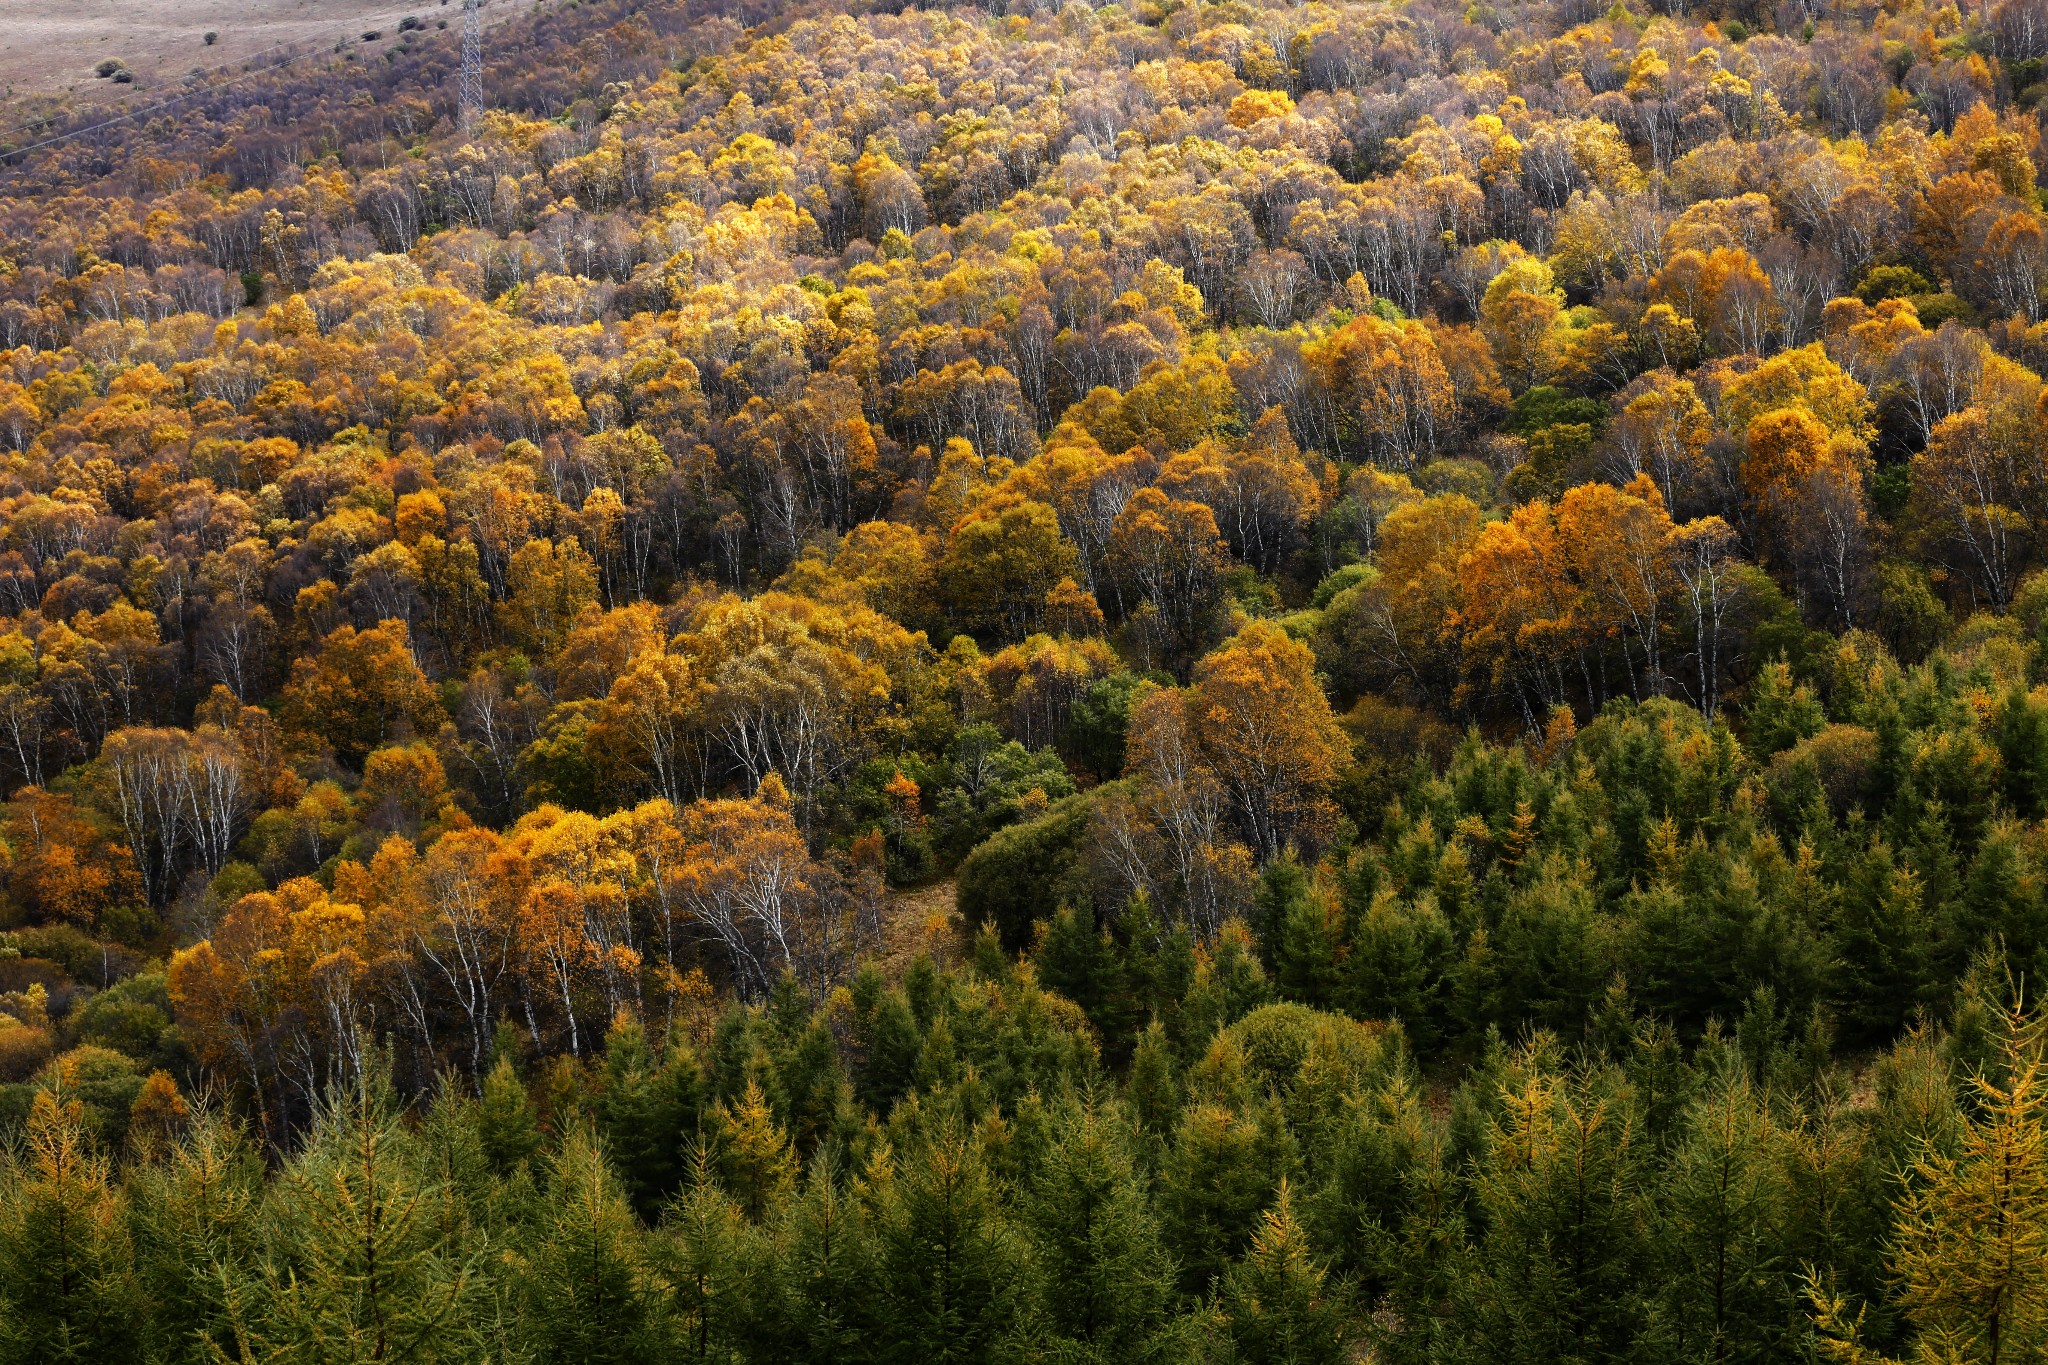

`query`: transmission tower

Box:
[459,0,484,133]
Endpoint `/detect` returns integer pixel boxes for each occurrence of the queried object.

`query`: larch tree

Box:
[1214,1182,1351,1365]
[516,1126,671,1365]
[1817,1001,2048,1365]
[223,1071,482,1364]
[1020,1099,1188,1363]
[0,1091,141,1365]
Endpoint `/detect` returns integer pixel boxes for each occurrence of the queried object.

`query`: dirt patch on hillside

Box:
[875,879,962,978]
[0,0,533,104]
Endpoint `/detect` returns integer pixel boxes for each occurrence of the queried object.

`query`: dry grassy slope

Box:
[0,0,533,103]
[878,879,961,978]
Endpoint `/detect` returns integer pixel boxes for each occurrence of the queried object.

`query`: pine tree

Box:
[1299,1059,1433,1282]
[1213,1182,1349,1365]
[1995,688,2048,820]
[1260,857,1340,1008]
[1947,824,2044,986]
[1126,1020,1182,1151]
[1830,840,1935,1047]
[1902,802,1963,935]
[768,1019,852,1157]
[1159,1094,1294,1294]
[517,1126,669,1365]
[1036,902,1119,1028]
[763,1156,875,1364]
[1742,661,1825,757]
[848,965,923,1114]
[1783,1074,1889,1346]
[1360,1121,1469,1365]
[658,1166,759,1363]
[1113,892,1198,1049]
[1456,1059,1647,1365]
[1339,885,1454,1052]
[598,1015,704,1216]
[0,1091,140,1365]
[416,1077,503,1239]
[1178,922,1276,1047]
[478,1050,543,1176]
[715,1078,796,1221]
[1868,1024,1966,1183]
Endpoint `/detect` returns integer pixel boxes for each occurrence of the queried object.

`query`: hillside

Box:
[0,0,2042,1359]
[0,1,410,100]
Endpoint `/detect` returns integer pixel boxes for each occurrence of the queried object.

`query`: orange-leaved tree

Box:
[1189,621,1349,863]
[280,620,442,768]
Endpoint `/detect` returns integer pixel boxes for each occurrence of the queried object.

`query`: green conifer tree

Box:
[1783,1075,1889,1345]
[235,1069,481,1363]
[1830,840,1935,1046]
[1159,1094,1294,1294]
[1020,1100,1186,1362]
[0,1091,140,1365]
[865,1125,1033,1364]
[1126,1020,1183,1151]
[1947,823,2044,985]
[1340,886,1454,1052]
[763,1156,875,1364]
[848,966,923,1113]
[1178,923,1276,1050]
[478,1051,543,1176]
[1360,1121,1469,1365]
[1651,1058,1794,1364]
[598,1015,704,1216]
[517,1126,669,1365]
[1261,857,1340,1008]
[1213,1182,1349,1365]
[659,1162,761,1363]
[128,1109,263,1365]
[1992,688,2048,819]
[715,1078,796,1221]
[1456,1058,1647,1365]
[1036,903,1122,1034]
[768,1019,852,1156]
[1817,1002,2048,1365]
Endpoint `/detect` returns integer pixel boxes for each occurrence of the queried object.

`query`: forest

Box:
[0,0,2046,1356]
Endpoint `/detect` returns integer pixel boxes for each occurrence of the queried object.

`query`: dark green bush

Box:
[956,791,1096,950]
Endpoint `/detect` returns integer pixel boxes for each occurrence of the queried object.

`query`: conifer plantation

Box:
[4,0,2048,1356]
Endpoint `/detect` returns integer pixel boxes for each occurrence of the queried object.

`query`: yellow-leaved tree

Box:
[1814,1000,2048,1364]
